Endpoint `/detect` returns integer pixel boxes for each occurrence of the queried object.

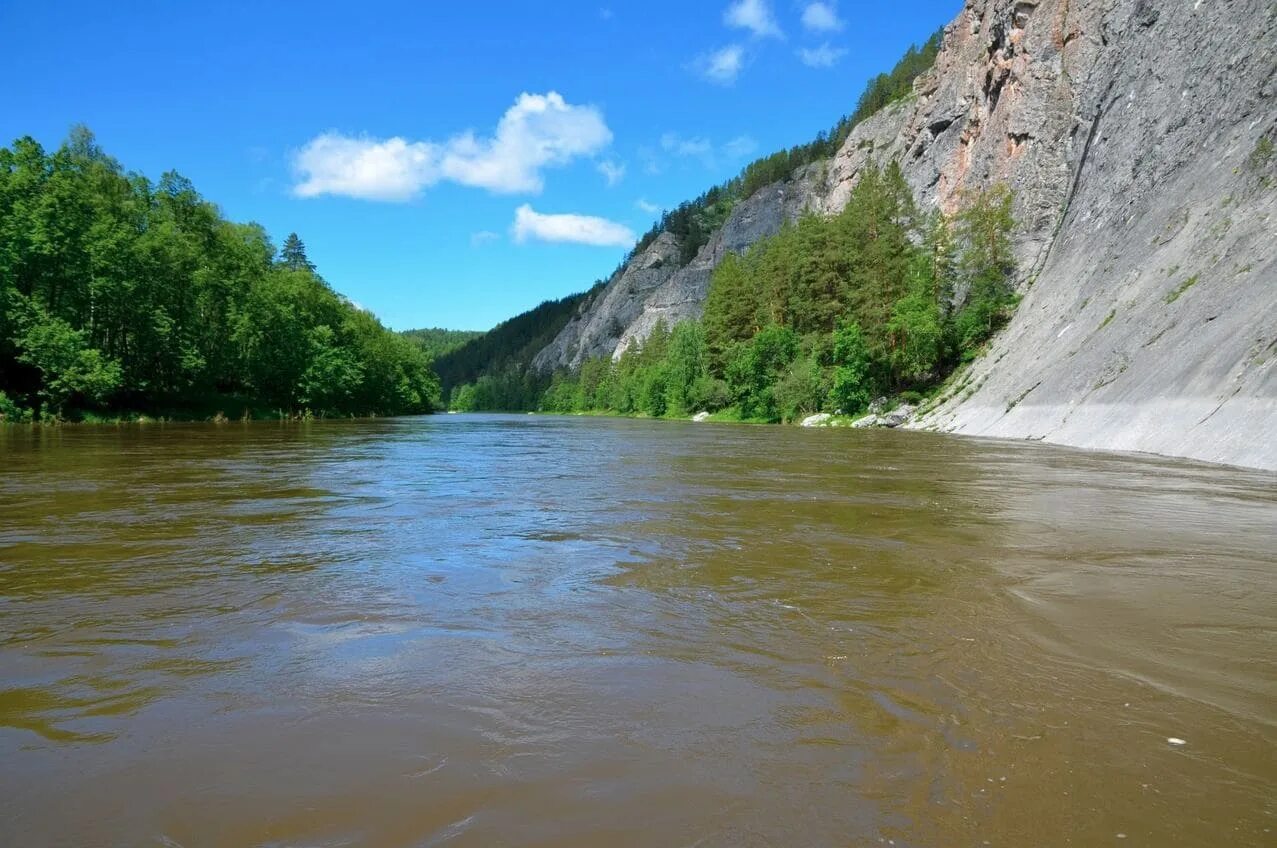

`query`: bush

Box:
[0,390,31,422]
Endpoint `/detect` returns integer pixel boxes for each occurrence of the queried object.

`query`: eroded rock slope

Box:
[534,0,1277,469]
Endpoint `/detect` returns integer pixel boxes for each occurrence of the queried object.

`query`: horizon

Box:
[0,0,959,332]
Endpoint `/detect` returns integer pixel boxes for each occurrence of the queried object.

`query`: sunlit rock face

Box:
[534,0,1277,468]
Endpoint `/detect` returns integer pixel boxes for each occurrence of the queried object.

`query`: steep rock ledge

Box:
[532,0,1276,469]
[914,0,1277,470]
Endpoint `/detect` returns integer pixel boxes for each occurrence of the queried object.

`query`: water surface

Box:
[1,415,1274,846]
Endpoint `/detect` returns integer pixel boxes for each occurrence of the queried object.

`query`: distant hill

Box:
[401,327,485,360]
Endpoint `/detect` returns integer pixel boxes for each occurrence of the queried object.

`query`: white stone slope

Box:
[905,0,1277,471]
[533,0,1277,469]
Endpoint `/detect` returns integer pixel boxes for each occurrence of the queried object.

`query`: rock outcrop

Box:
[911,0,1277,471]
[533,0,1277,469]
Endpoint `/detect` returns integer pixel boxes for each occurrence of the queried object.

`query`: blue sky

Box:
[0,0,958,331]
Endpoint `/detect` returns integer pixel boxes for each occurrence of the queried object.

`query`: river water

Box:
[0,414,1273,846]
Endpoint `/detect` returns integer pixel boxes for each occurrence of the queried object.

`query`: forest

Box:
[441,27,950,409]
[0,128,439,421]
[430,282,606,410]
[457,163,1017,422]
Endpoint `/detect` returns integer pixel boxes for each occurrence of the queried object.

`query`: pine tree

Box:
[279,233,316,272]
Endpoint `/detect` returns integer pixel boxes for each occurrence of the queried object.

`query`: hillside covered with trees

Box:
[443,28,947,410]
[465,165,1016,422]
[402,327,485,360]
[0,129,439,421]
[431,282,606,410]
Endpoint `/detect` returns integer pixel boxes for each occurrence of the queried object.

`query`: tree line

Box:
[0,128,438,421]
[524,163,1017,423]
[430,282,606,410]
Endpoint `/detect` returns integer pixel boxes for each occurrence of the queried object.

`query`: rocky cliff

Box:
[534,0,1277,469]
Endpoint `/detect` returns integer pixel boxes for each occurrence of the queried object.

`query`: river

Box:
[1,414,1273,846]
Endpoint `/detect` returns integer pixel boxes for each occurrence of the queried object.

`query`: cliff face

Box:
[910,0,1277,470]
[533,0,1277,469]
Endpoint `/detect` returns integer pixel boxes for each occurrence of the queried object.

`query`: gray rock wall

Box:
[914,0,1277,471]
[532,0,1277,469]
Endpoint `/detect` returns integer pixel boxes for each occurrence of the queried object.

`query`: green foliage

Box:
[829,322,873,414]
[0,128,437,419]
[1165,274,1200,304]
[0,390,32,421]
[536,172,1020,424]
[14,304,122,414]
[401,327,484,360]
[443,32,947,411]
[950,184,1018,357]
[433,284,603,407]
[1247,135,1273,171]
[726,324,800,420]
[773,355,827,422]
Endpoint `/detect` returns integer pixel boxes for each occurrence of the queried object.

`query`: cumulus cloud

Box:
[597,159,626,186]
[470,230,500,247]
[292,134,439,201]
[801,2,842,32]
[512,204,636,247]
[798,43,848,68]
[636,198,662,214]
[724,0,783,39]
[696,44,746,84]
[293,92,612,201]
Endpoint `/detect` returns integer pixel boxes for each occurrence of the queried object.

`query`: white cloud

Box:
[470,230,500,247]
[597,159,626,186]
[292,91,612,201]
[512,204,636,247]
[636,198,662,214]
[801,2,842,32]
[293,134,439,201]
[724,0,783,39]
[696,44,746,84]
[798,43,848,68]
[439,92,613,193]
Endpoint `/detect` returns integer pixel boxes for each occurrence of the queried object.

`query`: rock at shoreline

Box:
[692,411,710,422]
[853,404,917,429]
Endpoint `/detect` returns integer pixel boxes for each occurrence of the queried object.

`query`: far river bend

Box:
[1,414,1273,846]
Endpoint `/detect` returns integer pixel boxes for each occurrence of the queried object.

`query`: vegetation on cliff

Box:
[431,283,606,410]
[440,29,947,411]
[0,128,439,422]
[521,168,1017,422]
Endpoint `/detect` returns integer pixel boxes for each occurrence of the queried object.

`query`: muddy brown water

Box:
[0,414,1274,847]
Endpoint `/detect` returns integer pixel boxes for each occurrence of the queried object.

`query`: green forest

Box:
[430,282,606,410]
[0,128,439,422]
[402,327,484,361]
[442,28,953,412]
[458,163,1017,422]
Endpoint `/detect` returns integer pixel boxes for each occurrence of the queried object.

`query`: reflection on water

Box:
[0,415,1273,846]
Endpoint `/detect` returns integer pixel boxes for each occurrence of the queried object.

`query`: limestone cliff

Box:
[533,0,1277,469]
